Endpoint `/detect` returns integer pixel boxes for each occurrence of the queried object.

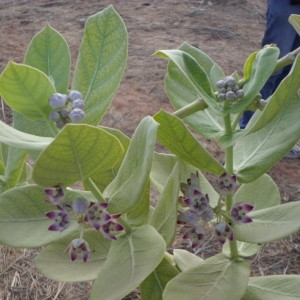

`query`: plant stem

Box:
[223,111,239,259]
[273,46,300,73]
[174,98,208,119]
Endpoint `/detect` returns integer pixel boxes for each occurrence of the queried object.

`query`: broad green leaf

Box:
[234,54,300,183]
[0,62,56,123]
[126,181,150,226]
[226,46,279,114]
[234,201,300,243]
[173,249,203,272]
[89,126,130,192]
[179,42,225,88]
[0,185,78,247]
[242,275,300,300]
[35,230,111,282]
[234,174,280,209]
[155,49,218,110]
[24,24,70,93]
[149,162,180,246]
[33,124,123,187]
[72,6,128,125]
[163,254,250,300]
[140,256,179,300]
[165,61,224,140]
[3,146,27,190]
[243,51,257,83]
[0,120,53,151]
[90,225,166,300]
[154,110,225,175]
[289,14,300,37]
[104,117,158,214]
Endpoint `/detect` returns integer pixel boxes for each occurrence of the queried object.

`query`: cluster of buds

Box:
[48,90,85,129]
[178,173,254,251]
[44,186,124,262]
[215,76,244,102]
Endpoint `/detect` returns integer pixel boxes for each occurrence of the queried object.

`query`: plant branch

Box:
[273,46,300,73]
[174,98,208,119]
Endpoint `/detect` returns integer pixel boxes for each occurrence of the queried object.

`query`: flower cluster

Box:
[44,186,124,262]
[178,173,254,250]
[48,90,85,129]
[215,76,244,102]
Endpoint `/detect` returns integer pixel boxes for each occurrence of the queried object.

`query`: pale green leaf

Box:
[0,62,56,123]
[234,55,300,183]
[33,124,123,187]
[234,174,280,209]
[226,46,279,114]
[234,201,300,243]
[104,117,158,214]
[223,240,262,258]
[155,49,217,110]
[149,162,180,246]
[3,146,27,190]
[72,6,128,125]
[35,230,111,282]
[90,225,166,300]
[242,275,300,300]
[289,14,300,37]
[173,249,203,272]
[24,24,70,93]
[0,120,53,151]
[154,110,225,175]
[163,254,250,300]
[0,185,78,247]
[140,256,179,300]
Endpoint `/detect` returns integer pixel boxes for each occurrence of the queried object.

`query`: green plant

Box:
[1,5,300,299]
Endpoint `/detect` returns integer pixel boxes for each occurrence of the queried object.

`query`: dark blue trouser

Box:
[239,0,300,129]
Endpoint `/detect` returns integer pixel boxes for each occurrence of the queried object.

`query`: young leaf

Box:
[0,120,53,151]
[155,49,218,110]
[24,24,71,94]
[234,54,300,183]
[154,110,225,175]
[33,124,123,187]
[226,46,279,114]
[35,230,111,282]
[149,161,180,247]
[242,275,300,300]
[140,256,179,300]
[0,185,78,247]
[72,6,128,125]
[289,14,300,37]
[223,240,262,258]
[165,61,224,140]
[90,225,166,300]
[234,201,300,243]
[163,254,250,300]
[104,117,158,214]
[0,62,56,121]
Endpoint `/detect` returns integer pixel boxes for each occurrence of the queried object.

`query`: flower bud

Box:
[72,99,85,110]
[69,90,83,101]
[236,89,245,99]
[69,108,85,123]
[225,76,236,87]
[215,80,226,89]
[225,91,236,101]
[49,93,68,109]
[72,198,89,214]
[49,111,61,122]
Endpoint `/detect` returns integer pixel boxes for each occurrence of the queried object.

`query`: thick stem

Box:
[223,112,239,258]
[273,46,300,74]
[174,98,208,119]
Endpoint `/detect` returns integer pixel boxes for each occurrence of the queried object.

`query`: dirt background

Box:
[0,0,300,299]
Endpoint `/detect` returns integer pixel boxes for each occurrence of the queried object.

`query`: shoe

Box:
[285,148,300,159]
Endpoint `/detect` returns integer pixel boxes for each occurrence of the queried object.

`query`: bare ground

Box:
[0,0,300,299]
